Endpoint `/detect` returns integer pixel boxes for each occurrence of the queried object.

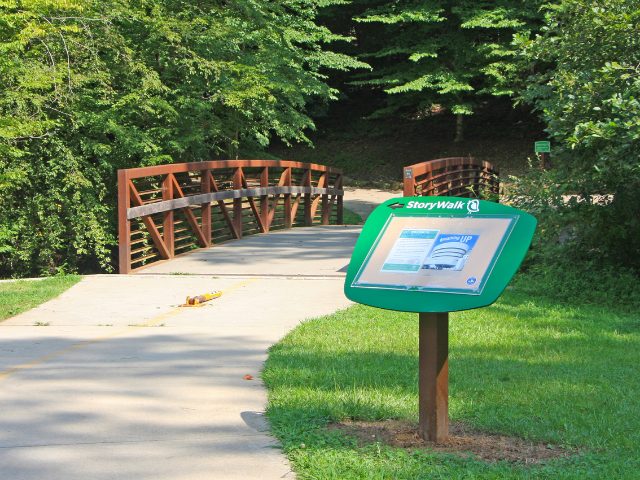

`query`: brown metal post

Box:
[118,169,132,274]
[284,167,292,228]
[418,312,449,442]
[260,167,270,232]
[162,174,175,257]
[200,169,212,246]
[320,173,329,225]
[304,169,312,226]
[233,167,243,239]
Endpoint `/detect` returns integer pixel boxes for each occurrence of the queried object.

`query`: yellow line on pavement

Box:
[0,278,258,382]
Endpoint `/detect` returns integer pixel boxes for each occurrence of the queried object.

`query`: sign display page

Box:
[353,215,515,295]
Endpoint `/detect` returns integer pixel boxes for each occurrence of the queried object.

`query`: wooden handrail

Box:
[118,159,344,273]
[123,159,342,180]
[403,157,499,199]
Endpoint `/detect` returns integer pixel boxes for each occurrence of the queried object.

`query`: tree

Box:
[0,0,365,276]
[515,0,640,270]
[351,0,543,141]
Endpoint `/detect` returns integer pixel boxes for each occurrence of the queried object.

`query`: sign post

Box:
[419,312,448,442]
[534,141,551,169]
[344,197,536,442]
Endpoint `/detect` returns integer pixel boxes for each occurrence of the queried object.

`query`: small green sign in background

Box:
[534,141,551,153]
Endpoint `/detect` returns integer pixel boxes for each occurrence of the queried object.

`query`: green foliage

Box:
[0,0,364,276]
[515,0,640,271]
[348,0,544,137]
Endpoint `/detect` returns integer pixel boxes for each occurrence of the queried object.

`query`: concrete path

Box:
[0,228,361,480]
[343,187,402,220]
[0,189,394,480]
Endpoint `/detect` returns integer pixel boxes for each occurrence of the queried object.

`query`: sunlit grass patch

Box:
[0,276,81,322]
[263,282,640,479]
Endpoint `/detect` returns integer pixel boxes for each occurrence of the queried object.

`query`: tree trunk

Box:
[454,114,464,143]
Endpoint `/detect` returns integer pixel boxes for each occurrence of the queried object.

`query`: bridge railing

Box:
[118,160,344,273]
[403,157,499,199]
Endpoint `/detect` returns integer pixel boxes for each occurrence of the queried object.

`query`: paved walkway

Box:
[0,189,399,480]
[344,187,401,220]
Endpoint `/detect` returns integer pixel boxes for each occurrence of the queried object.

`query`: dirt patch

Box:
[329,420,571,464]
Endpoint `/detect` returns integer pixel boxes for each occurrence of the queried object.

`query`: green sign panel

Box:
[534,141,551,153]
[344,197,537,312]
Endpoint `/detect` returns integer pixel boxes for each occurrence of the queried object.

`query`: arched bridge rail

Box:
[118,160,344,273]
[403,157,499,199]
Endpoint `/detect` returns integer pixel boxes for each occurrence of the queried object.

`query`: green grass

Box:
[263,281,640,479]
[341,207,364,225]
[0,275,81,322]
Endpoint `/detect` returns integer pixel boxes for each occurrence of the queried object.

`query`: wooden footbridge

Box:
[117,157,499,274]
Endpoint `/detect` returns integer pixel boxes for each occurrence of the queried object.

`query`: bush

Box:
[515,0,640,271]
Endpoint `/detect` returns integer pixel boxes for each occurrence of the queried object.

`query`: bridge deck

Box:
[139,225,361,277]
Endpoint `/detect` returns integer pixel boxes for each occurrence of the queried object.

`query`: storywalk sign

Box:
[344,197,536,442]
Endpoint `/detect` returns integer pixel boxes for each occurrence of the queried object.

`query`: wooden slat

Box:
[131,252,160,264]
[131,245,154,255]
[310,172,326,221]
[169,175,208,248]
[128,180,171,260]
[241,171,266,233]
[268,169,289,227]
[209,172,240,239]
[290,194,302,221]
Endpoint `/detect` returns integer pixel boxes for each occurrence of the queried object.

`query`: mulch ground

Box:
[329,420,571,464]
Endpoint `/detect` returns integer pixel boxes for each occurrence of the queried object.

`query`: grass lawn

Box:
[0,275,81,322]
[263,282,640,479]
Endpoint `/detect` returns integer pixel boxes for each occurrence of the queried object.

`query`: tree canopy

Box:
[0,0,367,276]
[349,0,544,140]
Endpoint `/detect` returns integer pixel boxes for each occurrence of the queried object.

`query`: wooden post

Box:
[233,167,243,239]
[284,167,292,228]
[321,173,329,225]
[117,169,131,274]
[304,169,312,226]
[162,174,175,257]
[418,312,449,442]
[403,167,415,197]
[200,169,212,247]
[260,167,270,232]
